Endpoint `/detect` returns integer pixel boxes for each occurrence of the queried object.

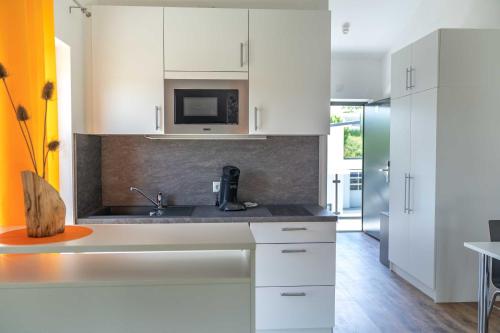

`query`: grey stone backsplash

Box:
[75,134,102,217]
[76,135,319,215]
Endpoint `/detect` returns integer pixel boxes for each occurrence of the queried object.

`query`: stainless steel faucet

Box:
[129,187,165,209]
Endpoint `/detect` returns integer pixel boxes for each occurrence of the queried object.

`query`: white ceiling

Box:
[330,0,423,56]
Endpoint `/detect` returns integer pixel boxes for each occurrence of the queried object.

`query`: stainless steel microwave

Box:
[165,80,248,134]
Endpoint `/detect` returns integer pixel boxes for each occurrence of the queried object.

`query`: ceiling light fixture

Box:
[342,22,350,35]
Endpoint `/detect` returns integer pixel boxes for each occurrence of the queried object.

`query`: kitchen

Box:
[2,0,500,332]
[0,1,337,333]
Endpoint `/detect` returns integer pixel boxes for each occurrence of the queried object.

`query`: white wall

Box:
[331,53,383,101]
[55,38,75,225]
[392,0,500,53]
[380,53,391,98]
[53,0,90,133]
[383,0,500,96]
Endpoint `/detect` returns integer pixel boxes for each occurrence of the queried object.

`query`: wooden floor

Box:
[334,232,500,333]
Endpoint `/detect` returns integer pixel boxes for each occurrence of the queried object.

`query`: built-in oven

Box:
[165,80,248,134]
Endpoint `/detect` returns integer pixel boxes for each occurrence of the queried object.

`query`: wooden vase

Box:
[21,171,66,238]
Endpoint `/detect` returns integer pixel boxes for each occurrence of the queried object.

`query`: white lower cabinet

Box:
[256,286,335,330]
[256,243,335,287]
[251,222,336,332]
[250,222,336,243]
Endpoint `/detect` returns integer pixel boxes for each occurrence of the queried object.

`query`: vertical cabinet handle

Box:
[155,106,161,131]
[407,173,413,213]
[240,42,244,67]
[254,107,259,131]
[404,173,409,214]
[409,67,415,89]
[405,68,410,90]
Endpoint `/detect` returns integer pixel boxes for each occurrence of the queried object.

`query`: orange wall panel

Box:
[0,0,59,227]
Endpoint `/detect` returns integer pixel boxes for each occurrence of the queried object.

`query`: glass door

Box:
[362,99,391,239]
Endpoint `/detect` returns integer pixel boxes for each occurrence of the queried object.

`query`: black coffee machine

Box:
[217,165,246,211]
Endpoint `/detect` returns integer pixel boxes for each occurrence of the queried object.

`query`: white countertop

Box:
[0,223,255,254]
[464,242,500,260]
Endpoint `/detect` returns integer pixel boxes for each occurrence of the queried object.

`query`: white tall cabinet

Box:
[91,6,164,135]
[390,29,500,302]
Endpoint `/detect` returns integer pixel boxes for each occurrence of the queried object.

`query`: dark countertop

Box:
[77,204,338,224]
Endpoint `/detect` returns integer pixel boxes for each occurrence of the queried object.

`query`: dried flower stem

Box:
[43,142,60,175]
[1,79,38,174]
[42,99,48,178]
[43,150,49,174]
[22,120,38,174]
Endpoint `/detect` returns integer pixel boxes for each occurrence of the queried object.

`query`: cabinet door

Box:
[409,89,437,289]
[391,45,412,99]
[389,95,411,271]
[411,31,439,94]
[91,6,164,134]
[249,10,330,135]
[164,8,248,72]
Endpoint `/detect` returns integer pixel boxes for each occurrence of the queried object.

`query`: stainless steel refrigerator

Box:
[362,99,390,239]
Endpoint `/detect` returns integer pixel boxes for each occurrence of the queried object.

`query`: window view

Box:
[330,105,363,159]
[349,171,362,191]
[327,104,364,232]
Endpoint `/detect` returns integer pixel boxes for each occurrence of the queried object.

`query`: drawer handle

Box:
[280,292,306,297]
[281,227,307,232]
[281,249,307,253]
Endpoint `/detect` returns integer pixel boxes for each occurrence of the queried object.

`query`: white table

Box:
[464,242,500,333]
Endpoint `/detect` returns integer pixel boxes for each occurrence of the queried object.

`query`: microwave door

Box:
[174,89,238,125]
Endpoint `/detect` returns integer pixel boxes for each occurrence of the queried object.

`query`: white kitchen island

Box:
[0,224,255,333]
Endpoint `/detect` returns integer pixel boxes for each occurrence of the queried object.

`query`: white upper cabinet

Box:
[411,32,439,94]
[439,29,500,87]
[91,6,164,135]
[248,10,331,135]
[391,45,412,99]
[164,8,249,75]
[391,31,439,99]
[91,6,331,135]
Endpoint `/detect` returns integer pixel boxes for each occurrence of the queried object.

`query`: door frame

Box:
[320,100,367,231]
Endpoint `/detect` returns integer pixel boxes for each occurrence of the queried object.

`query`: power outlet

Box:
[212,181,221,193]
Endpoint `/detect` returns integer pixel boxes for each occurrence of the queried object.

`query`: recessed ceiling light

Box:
[342,22,350,35]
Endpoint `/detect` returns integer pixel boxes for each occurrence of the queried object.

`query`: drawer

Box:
[250,222,336,244]
[255,286,335,330]
[256,243,335,287]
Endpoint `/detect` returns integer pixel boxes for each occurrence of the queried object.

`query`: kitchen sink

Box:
[87,206,195,218]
